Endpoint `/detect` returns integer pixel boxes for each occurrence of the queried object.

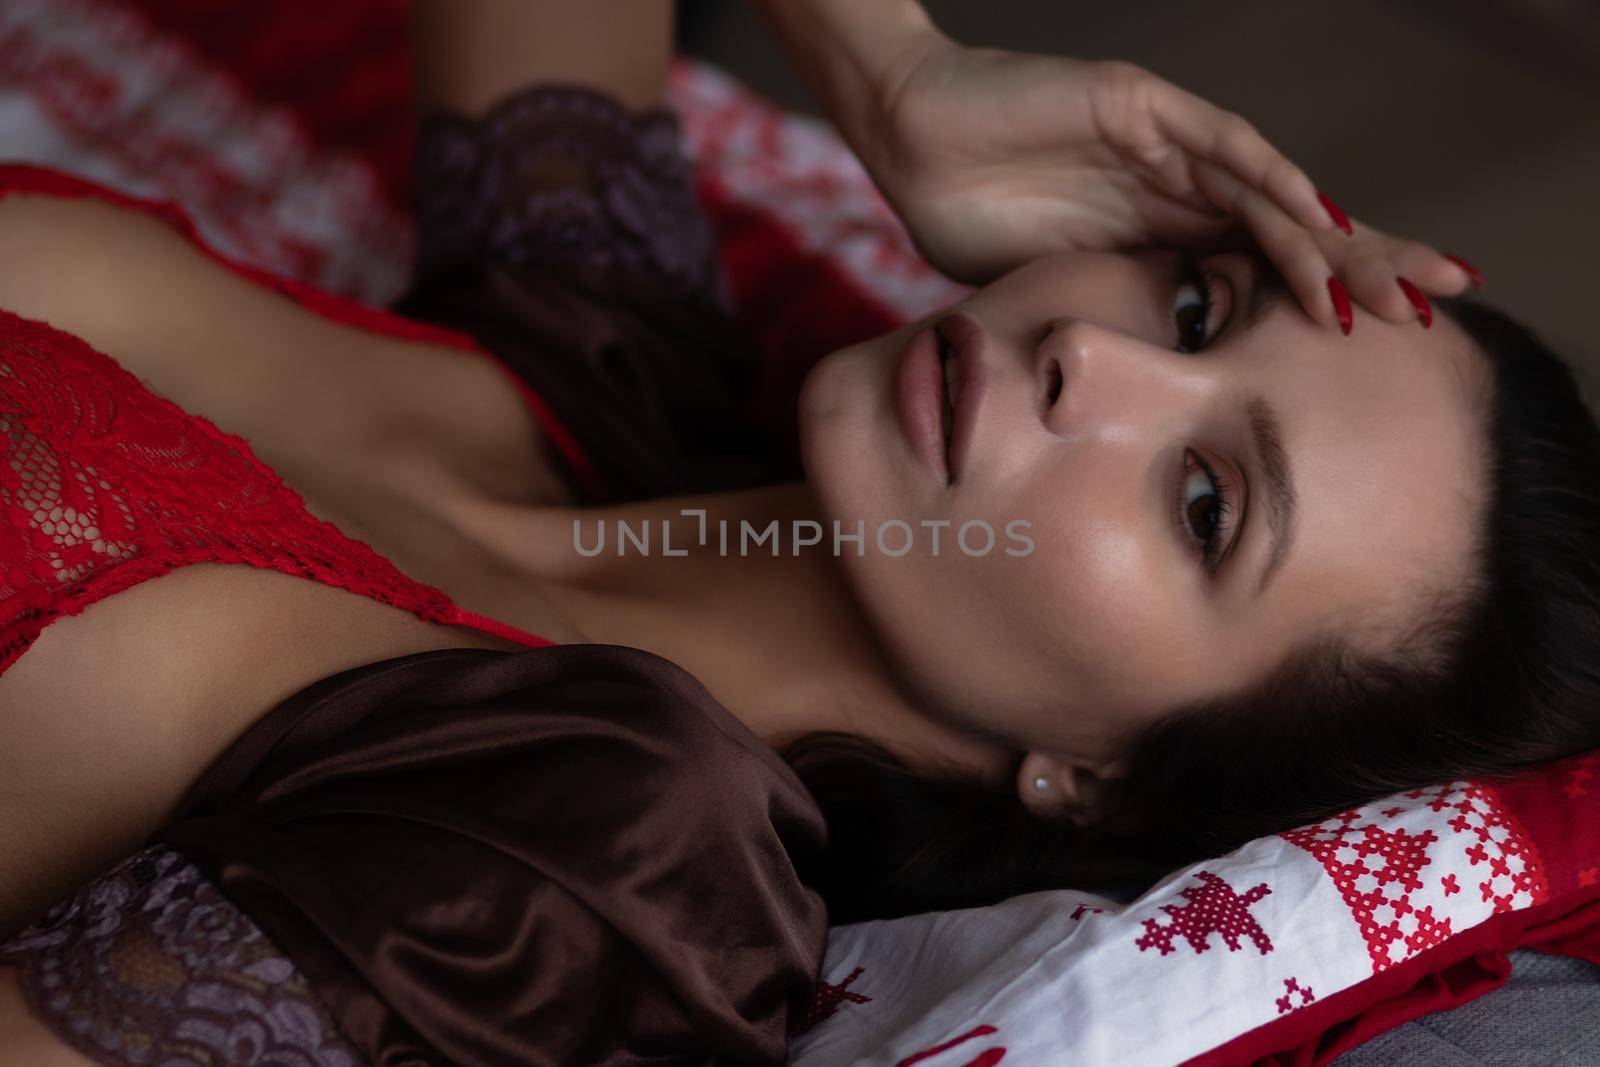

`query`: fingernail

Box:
[1443,253,1485,289]
[1396,276,1432,328]
[1317,189,1353,236]
[1328,277,1353,335]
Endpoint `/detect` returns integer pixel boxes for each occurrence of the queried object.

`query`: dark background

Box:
[682,0,1600,401]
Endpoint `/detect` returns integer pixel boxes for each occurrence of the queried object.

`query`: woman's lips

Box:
[937,311,987,484]
[895,324,950,484]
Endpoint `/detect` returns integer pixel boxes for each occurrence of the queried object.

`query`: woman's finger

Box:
[1139,71,1332,237]
[1332,231,1478,330]
[1190,158,1341,331]
[1382,236,1479,297]
[1329,224,1426,326]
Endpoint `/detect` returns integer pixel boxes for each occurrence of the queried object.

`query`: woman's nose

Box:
[1034,317,1194,436]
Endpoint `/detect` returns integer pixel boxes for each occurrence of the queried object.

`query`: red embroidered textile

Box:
[0,163,569,674]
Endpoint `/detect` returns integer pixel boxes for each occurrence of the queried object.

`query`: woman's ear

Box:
[1016,750,1127,821]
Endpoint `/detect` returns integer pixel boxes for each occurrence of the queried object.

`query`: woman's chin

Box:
[797,344,887,492]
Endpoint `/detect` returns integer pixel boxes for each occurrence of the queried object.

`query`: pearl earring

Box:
[1033,775,1050,792]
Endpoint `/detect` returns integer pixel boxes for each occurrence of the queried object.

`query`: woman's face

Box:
[798,249,1489,784]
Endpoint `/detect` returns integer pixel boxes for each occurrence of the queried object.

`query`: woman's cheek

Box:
[1042,531,1169,670]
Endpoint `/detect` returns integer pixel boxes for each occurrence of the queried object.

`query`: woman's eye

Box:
[1173,254,1216,354]
[1180,449,1236,574]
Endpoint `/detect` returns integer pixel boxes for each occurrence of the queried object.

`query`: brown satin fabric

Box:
[156,644,830,1066]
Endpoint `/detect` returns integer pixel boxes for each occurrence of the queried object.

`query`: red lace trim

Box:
[0,305,553,674]
[0,165,564,673]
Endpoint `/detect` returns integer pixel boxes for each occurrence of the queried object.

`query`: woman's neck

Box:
[469,480,1018,788]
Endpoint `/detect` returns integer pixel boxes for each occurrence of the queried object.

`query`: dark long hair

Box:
[780,296,1600,925]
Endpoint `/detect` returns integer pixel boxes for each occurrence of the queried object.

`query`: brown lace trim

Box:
[413,83,723,303]
[0,846,362,1067]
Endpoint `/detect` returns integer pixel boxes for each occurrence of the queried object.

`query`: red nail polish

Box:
[1317,190,1353,236]
[1396,277,1432,328]
[1327,277,1353,335]
[1443,253,1485,289]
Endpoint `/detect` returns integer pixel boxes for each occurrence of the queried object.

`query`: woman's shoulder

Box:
[0,183,330,427]
[0,188,202,342]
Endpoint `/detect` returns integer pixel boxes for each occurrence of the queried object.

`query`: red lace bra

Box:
[0,163,590,675]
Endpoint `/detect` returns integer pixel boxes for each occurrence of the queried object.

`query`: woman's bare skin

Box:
[0,966,94,1067]
[0,0,689,1055]
[0,193,590,939]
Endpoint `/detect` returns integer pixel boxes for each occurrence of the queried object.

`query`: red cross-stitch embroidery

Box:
[787,966,872,1038]
[1284,783,1546,972]
[1275,976,1316,1014]
[1404,904,1454,954]
[1134,871,1273,957]
[896,1024,1005,1067]
[1285,807,1439,970]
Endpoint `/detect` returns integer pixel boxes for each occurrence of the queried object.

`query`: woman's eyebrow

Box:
[1245,250,1293,329]
[1247,393,1296,597]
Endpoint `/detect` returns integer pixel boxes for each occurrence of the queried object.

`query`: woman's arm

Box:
[745,0,937,169]
[410,0,675,116]
[747,0,1475,324]
[0,968,94,1067]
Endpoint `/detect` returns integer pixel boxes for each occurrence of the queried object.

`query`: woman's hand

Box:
[862,39,1481,329]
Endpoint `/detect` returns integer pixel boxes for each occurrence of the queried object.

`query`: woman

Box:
[1,1,1594,1065]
